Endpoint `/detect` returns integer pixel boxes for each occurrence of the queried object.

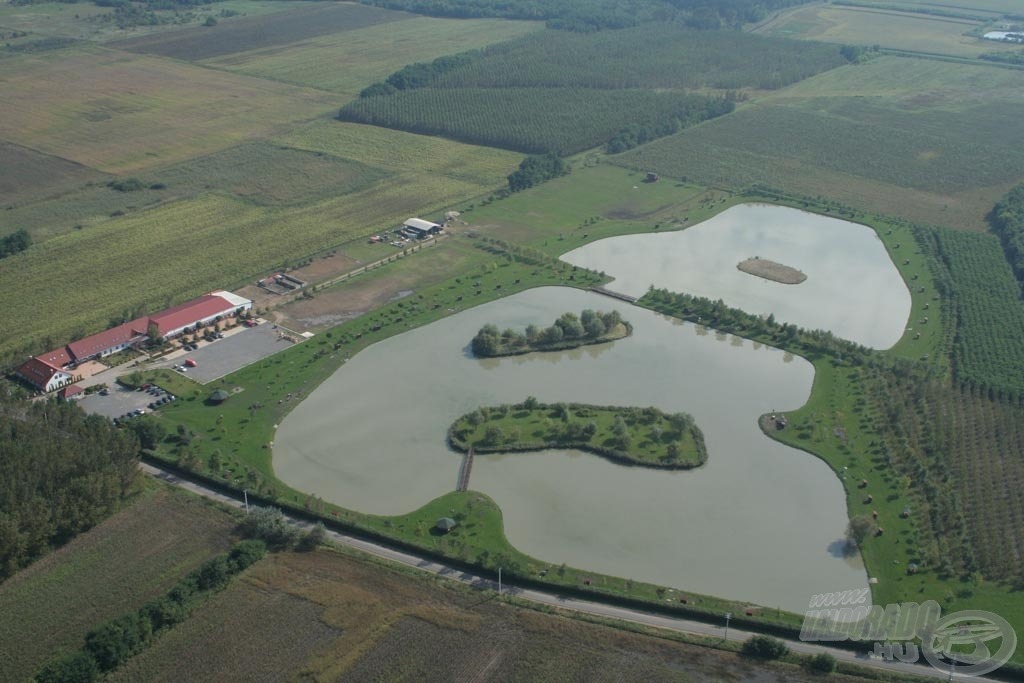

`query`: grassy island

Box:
[737,257,807,285]
[471,309,630,358]
[448,399,707,469]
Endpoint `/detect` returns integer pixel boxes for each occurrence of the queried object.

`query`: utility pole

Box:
[243,489,249,514]
[498,567,502,596]
[724,612,732,642]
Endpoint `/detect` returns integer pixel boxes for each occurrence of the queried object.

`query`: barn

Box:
[402,217,443,239]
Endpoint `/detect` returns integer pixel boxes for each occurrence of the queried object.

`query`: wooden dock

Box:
[457,447,474,492]
[590,286,638,303]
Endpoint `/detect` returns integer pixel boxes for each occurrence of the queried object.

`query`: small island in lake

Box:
[449,399,707,469]
[471,309,631,358]
[737,257,807,285]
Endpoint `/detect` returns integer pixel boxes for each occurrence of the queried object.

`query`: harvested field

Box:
[0,141,107,212]
[103,548,876,683]
[737,257,807,284]
[203,16,540,98]
[757,4,996,57]
[108,579,340,683]
[0,487,237,683]
[107,548,874,682]
[275,239,482,331]
[0,46,336,174]
[112,2,408,61]
[616,57,1024,231]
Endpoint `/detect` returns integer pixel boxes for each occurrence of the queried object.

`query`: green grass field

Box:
[0,45,337,174]
[756,3,1008,57]
[614,56,1024,231]
[0,486,237,682]
[203,16,541,98]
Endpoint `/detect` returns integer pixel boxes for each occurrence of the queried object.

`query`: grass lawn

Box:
[203,16,541,99]
[0,485,238,682]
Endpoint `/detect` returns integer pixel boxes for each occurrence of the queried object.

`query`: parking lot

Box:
[78,383,175,420]
[162,322,302,384]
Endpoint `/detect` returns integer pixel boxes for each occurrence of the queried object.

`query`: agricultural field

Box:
[0,141,107,208]
[202,16,541,98]
[0,0,310,42]
[930,229,1024,393]
[0,45,337,174]
[106,547,874,682]
[615,56,1024,231]
[111,2,408,60]
[0,486,237,683]
[340,25,849,154]
[0,123,520,363]
[756,3,1007,57]
[3,142,386,241]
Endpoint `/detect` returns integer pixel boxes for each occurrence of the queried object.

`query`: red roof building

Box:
[59,384,84,400]
[66,317,149,362]
[16,358,75,392]
[148,291,250,338]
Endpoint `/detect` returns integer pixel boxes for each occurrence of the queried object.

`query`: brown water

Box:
[275,287,868,612]
[562,204,911,349]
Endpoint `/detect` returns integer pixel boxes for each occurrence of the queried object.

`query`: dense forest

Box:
[358,0,816,31]
[342,25,846,154]
[0,400,139,581]
[507,153,570,192]
[991,183,1024,285]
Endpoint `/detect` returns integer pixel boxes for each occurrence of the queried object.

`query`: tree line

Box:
[0,399,139,581]
[991,183,1024,287]
[358,0,817,31]
[471,309,624,357]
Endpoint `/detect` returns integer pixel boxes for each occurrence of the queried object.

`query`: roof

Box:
[435,517,458,530]
[149,294,240,336]
[404,218,441,231]
[209,389,231,402]
[60,385,84,398]
[211,290,251,308]
[67,317,148,360]
[36,346,73,368]
[16,358,69,388]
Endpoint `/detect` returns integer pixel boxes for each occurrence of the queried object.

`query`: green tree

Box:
[741,635,788,659]
[35,652,99,683]
[809,652,837,673]
[846,515,874,548]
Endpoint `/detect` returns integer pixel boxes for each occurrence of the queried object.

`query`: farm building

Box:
[402,217,443,239]
[15,290,252,391]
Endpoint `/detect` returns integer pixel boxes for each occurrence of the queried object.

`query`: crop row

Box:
[932,229,1024,395]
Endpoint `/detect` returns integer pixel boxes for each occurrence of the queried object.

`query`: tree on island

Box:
[471,309,627,357]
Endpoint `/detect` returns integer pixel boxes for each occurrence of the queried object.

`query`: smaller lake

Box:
[562,204,911,349]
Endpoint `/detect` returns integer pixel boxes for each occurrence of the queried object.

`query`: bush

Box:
[809,652,837,673]
[229,539,267,569]
[297,523,326,551]
[741,635,789,659]
[35,651,99,683]
[194,555,233,591]
[238,507,299,550]
[84,613,152,671]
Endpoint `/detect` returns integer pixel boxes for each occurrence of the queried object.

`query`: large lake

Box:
[275,286,868,612]
[562,204,911,349]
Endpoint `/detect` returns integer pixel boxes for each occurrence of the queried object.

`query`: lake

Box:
[275,286,868,612]
[562,204,911,349]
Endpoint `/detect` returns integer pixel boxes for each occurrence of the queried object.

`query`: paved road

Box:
[141,462,978,682]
